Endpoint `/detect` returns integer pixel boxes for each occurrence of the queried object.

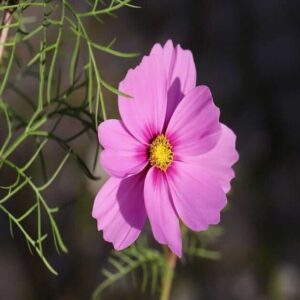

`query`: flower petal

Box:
[186,124,239,193]
[166,85,221,157]
[92,174,147,250]
[118,54,167,143]
[167,161,227,232]
[98,119,148,178]
[144,167,182,256]
[100,150,147,179]
[150,40,196,125]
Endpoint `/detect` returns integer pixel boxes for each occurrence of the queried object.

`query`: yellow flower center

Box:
[149,134,174,171]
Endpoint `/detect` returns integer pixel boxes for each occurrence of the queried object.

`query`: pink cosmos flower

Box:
[92,40,238,256]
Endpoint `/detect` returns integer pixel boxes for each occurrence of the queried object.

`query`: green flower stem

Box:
[160,247,177,300]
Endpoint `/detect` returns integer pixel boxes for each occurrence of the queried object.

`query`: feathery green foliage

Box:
[0,0,138,275]
[92,245,165,300]
[93,227,223,299]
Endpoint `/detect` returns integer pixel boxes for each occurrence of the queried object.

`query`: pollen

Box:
[149,134,174,171]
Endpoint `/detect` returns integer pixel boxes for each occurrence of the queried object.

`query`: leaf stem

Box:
[160,247,177,300]
[0,7,14,63]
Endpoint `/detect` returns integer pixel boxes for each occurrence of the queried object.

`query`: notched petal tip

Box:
[163,39,175,50]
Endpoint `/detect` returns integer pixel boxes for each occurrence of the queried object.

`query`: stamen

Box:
[149,134,174,171]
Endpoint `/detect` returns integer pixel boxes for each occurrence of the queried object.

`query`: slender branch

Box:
[160,248,177,300]
[0,8,14,63]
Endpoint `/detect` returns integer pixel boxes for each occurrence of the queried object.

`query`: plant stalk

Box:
[0,8,14,63]
[160,247,177,300]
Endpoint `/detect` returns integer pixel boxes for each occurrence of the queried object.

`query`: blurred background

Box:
[0,0,300,299]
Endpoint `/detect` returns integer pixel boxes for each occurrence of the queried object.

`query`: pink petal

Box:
[92,174,147,250]
[144,167,182,256]
[150,40,196,125]
[118,54,167,143]
[167,161,227,232]
[98,119,147,178]
[166,85,221,157]
[186,124,239,193]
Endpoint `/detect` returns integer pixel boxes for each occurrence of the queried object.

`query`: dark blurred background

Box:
[1,0,300,299]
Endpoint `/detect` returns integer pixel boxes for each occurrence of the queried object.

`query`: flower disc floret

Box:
[149,134,173,171]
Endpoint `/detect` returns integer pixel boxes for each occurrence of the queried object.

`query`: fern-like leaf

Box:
[92,246,165,299]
